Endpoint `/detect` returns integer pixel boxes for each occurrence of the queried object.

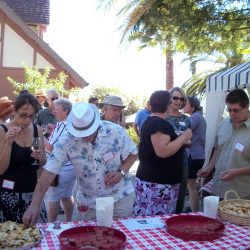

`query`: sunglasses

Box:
[172,96,184,102]
[19,113,35,119]
[51,97,58,101]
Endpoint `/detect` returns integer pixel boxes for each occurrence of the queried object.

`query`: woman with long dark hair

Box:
[0,92,47,223]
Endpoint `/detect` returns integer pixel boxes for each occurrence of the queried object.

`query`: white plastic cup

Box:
[96,197,114,227]
[203,196,219,219]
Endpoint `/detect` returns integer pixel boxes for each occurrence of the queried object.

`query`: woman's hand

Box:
[30,148,44,162]
[5,126,22,145]
[197,166,212,178]
[180,128,192,141]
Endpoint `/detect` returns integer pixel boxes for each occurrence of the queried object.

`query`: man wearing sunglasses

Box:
[35,89,58,137]
[198,89,250,200]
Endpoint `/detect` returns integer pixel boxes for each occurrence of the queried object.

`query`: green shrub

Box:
[127,126,139,147]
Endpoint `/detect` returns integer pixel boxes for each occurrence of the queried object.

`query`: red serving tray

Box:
[59,226,127,250]
[165,215,225,241]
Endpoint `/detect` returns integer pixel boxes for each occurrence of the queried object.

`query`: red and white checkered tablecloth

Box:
[35,214,250,250]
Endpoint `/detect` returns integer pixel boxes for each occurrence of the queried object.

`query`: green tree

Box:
[7,65,69,96]
[98,0,250,94]
[89,84,142,116]
[91,84,124,102]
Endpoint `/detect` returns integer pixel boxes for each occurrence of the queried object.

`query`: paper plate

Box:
[165,215,225,241]
[59,225,127,250]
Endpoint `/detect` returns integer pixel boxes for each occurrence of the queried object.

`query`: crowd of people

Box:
[0,87,249,227]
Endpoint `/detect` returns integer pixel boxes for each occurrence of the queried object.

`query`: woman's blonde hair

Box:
[169,87,187,109]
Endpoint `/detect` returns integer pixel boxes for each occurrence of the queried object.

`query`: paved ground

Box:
[49,160,195,222]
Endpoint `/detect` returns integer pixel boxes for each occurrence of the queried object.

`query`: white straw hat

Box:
[66,103,100,137]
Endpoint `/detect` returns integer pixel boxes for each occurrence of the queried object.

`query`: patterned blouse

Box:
[166,114,191,131]
[44,120,138,208]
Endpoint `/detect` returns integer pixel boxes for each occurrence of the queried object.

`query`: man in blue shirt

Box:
[133,101,151,137]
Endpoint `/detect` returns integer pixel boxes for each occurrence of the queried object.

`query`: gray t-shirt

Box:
[189,111,206,159]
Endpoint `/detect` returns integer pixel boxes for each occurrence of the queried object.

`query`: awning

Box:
[206,61,250,92]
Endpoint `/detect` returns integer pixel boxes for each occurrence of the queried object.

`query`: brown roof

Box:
[2,0,49,25]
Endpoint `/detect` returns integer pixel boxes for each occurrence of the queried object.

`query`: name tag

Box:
[179,122,186,126]
[235,142,244,152]
[2,179,15,190]
[103,152,114,162]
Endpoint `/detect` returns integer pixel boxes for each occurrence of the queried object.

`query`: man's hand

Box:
[22,205,40,227]
[220,169,239,181]
[104,171,123,187]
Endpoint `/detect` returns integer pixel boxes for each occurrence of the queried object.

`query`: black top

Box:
[0,124,38,192]
[136,116,183,185]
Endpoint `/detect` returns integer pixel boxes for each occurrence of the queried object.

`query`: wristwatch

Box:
[117,169,126,178]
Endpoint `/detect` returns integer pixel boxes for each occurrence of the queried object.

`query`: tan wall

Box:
[3,24,34,67]
[36,52,54,69]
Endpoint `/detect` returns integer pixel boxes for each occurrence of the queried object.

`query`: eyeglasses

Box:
[226,107,244,114]
[19,113,35,119]
[172,96,184,102]
[51,97,58,101]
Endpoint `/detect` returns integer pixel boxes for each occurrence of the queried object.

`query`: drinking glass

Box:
[31,137,40,166]
[77,194,91,225]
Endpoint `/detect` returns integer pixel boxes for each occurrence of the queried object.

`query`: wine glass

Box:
[31,137,40,166]
[77,194,91,225]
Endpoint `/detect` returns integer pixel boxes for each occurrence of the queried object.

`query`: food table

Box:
[36,213,250,250]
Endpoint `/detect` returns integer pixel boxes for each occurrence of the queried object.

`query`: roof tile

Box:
[2,0,49,24]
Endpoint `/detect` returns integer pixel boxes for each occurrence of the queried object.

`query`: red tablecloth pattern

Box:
[36,214,250,250]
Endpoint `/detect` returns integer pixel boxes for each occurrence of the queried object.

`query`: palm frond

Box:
[120,0,158,42]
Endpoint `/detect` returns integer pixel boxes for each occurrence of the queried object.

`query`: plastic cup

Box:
[96,197,114,227]
[203,196,219,219]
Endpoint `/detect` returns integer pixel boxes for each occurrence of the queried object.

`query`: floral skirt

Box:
[133,178,180,216]
[0,190,47,223]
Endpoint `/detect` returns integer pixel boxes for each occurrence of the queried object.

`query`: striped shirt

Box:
[46,120,73,169]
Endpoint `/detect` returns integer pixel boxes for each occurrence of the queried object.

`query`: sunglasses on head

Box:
[51,97,58,101]
[172,96,184,102]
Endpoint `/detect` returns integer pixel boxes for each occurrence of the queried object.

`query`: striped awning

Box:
[206,61,250,92]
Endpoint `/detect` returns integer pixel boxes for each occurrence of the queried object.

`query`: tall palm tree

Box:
[98,0,175,90]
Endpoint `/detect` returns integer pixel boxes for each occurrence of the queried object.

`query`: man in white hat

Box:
[23,103,138,226]
[100,95,126,126]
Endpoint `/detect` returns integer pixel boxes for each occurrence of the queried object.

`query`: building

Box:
[0,0,88,99]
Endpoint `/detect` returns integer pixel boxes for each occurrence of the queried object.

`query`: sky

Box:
[44,0,192,98]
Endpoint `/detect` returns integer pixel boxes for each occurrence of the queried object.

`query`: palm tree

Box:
[98,0,175,90]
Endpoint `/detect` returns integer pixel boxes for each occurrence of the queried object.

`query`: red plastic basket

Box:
[165,215,225,241]
[59,226,127,250]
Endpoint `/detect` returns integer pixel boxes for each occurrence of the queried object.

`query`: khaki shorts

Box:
[82,192,135,220]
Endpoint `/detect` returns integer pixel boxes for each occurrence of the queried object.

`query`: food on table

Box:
[166,215,225,241]
[220,202,250,216]
[168,220,222,234]
[0,221,41,249]
[59,226,126,250]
